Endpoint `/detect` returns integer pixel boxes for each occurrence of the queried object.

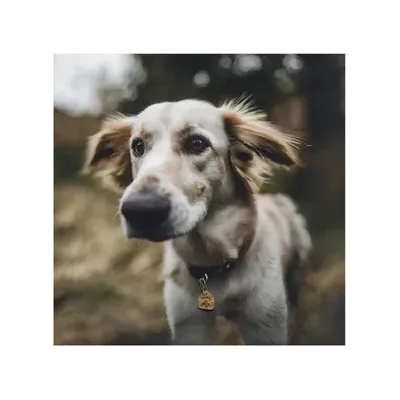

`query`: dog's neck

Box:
[171,199,256,268]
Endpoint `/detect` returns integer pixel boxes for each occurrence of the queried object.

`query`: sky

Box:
[54,54,144,116]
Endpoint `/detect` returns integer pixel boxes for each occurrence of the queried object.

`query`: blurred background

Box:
[54,54,345,345]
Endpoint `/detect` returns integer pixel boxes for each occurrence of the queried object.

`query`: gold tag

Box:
[198,290,215,311]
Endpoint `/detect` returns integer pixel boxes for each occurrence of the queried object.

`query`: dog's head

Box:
[84,99,302,241]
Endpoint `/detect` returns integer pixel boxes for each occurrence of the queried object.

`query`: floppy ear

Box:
[220,98,303,192]
[82,115,133,192]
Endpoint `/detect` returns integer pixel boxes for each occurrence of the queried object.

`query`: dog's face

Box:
[121,100,232,241]
[84,99,301,242]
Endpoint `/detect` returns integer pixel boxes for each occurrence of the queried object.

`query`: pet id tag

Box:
[198,277,215,311]
[198,290,215,311]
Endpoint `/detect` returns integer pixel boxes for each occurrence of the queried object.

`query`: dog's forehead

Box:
[136,100,224,133]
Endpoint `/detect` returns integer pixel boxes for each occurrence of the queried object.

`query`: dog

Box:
[83,98,312,345]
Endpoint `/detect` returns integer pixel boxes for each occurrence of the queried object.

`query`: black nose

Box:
[120,190,171,231]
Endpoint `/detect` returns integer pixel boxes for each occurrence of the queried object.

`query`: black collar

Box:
[187,260,235,280]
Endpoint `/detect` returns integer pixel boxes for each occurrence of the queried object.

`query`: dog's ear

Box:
[220,98,303,192]
[83,115,133,192]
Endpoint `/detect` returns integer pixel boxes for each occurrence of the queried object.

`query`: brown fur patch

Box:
[137,128,152,141]
[82,115,133,192]
[192,182,206,201]
[163,265,181,282]
[135,175,160,190]
[220,98,304,193]
[172,125,194,152]
[174,124,193,140]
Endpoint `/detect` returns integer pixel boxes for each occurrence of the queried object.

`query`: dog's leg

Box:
[164,279,216,345]
[237,294,288,345]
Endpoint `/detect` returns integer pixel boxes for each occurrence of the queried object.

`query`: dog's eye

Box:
[132,139,145,157]
[184,135,210,154]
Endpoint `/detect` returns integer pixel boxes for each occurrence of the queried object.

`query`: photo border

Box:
[48,48,352,352]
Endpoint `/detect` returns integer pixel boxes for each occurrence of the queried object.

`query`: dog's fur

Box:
[84,98,312,345]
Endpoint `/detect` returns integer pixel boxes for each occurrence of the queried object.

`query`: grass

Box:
[54,181,345,345]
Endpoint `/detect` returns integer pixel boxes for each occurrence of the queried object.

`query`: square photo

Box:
[54,54,345,345]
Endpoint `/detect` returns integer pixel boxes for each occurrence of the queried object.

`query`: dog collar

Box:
[187,261,234,280]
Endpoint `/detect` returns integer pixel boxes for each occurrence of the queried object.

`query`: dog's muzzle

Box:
[120,189,171,233]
